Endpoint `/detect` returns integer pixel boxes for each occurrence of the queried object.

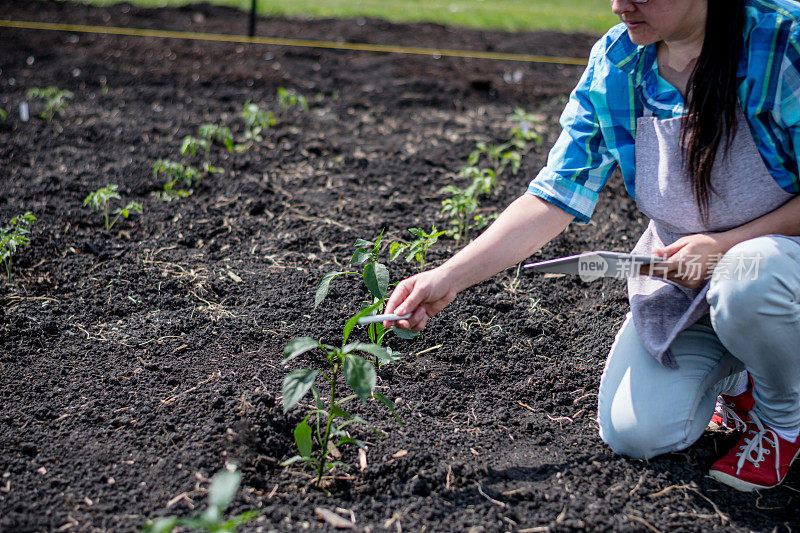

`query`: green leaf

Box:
[310,385,326,411]
[315,270,348,308]
[342,300,383,345]
[345,341,400,364]
[206,470,240,513]
[344,354,376,401]
[283,337,319,362]
[353,238,373,248]
[294,420,313,458]
[364,262,389,300]
[330,405,351,420]
[180,136,197,156]
[373,391,403,426]
[282,369,319,412]
[350,249,371,265]
[181,516,213,530]
[388,242,404,261]
[221,509,261,530]
[372,230,384,251]
[142,517,179,533]
[391,327,419,340]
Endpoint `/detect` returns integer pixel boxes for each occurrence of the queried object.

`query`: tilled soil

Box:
[1,1,798,531]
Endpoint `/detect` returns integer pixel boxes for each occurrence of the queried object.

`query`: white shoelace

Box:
[736,412,780,475]
[714,397,747,431]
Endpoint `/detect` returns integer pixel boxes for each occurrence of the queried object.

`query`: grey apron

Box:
[628,107,798,368]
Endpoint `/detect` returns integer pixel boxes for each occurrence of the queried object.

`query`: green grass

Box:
[70,0,619,34]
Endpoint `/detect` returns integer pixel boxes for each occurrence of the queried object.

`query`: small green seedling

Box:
[389,226,446,272]
[180,134,210,158]
[84,184,142,231]
[26,86,73,121]
[182,123,234,173]
[152,159,201,201]
[459,166,497,195]
[282,303,401,487]
[509,107,543,146]
[240,101,276,143]
[277,87,309,113]
[142,467,259,533]
[0,108,6,122]
[0,212,36,281]
[441,186,479,243]
[440,165,498,242]
[468,140,523,177]
[198,123,235,152]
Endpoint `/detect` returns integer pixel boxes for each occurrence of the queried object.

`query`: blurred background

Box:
[70,0,618,34]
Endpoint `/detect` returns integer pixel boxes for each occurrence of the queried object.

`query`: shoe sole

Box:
[707,421,737,432]
[709,445,800,492]
[708,470,777,492]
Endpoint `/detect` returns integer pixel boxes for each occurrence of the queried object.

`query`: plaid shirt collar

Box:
[604,27,752,115]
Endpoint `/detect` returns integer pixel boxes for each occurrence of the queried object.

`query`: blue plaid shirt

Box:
[528,0,800,223]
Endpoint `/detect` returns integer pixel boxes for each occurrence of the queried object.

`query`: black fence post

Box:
[249,0,257,37]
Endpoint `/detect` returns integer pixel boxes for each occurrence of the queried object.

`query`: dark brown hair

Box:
[681,0,746,220]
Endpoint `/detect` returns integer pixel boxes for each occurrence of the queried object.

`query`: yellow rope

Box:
[0,19,588,66]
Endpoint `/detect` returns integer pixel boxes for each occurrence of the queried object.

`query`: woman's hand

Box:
[644,232,735,288]
[383,266,458,332]
[381,194,573,331]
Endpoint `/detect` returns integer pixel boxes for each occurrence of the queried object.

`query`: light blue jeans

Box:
[598,236,800,459]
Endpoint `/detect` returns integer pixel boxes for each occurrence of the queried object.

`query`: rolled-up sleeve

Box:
[774,32,800,193]
[527,43,619,223]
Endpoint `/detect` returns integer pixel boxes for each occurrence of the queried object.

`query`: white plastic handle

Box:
[357,313,412,325]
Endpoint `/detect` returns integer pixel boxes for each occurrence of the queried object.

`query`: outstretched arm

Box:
[384,194,573,332]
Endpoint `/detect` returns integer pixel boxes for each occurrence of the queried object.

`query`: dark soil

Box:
[0,1,797,531]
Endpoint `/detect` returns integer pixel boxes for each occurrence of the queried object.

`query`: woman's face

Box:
[610,0,707,46]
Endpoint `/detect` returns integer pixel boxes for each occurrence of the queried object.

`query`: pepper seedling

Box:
[0,108,6,122]
[468,140,523,178]
[315,231,406,345]
[440,166,497,243]
[141,467,259,533]
[389,226,446,272]
[181,123,234,173]
[198,123,235,152]
[282,302,401,487]
[277,87,309,113]
[240,101,276,144]
[0,212,36,282]
[26,86,73,121]
[510,107,543,147]
[152,159,201,201]
[84,184,142,231]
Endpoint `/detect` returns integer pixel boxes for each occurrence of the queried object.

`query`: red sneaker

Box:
[708,376,755,432]
[709,412,800,491]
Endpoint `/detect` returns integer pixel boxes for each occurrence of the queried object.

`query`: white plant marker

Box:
[357,313,412,325]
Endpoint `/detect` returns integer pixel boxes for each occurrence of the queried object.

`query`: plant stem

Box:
[108,213,121,231]
[104,204,110,231]
[316,361,339,487]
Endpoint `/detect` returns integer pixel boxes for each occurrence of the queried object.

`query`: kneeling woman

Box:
[385,0,800,491]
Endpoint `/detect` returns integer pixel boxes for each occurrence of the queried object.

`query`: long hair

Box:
[681,0,746,220]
